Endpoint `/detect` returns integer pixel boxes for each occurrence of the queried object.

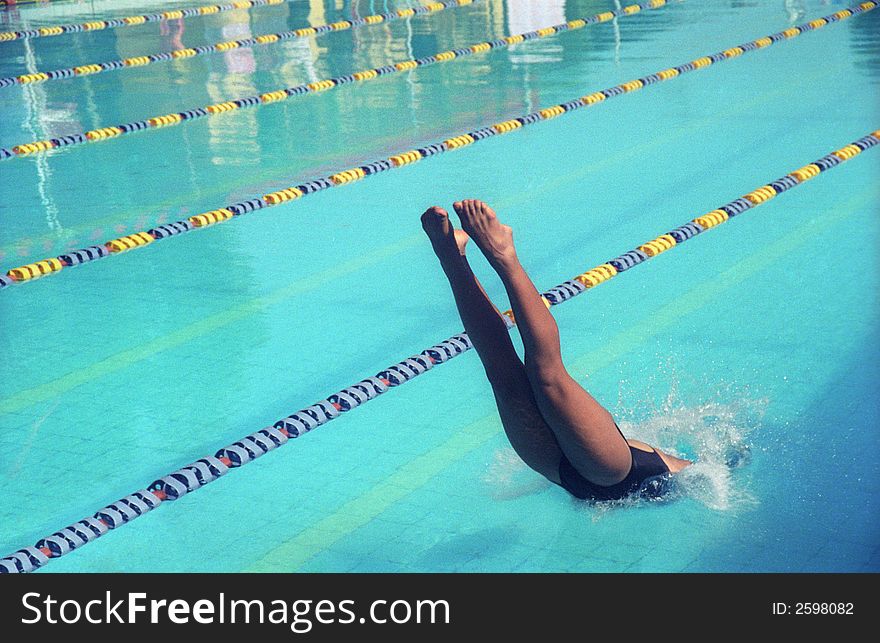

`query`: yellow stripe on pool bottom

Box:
[244,187,874,572]
[0,63,846,417]
[247,415,499,572]
[0,235,420,415]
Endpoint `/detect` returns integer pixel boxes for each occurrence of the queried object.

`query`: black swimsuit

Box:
[557,425,671,501]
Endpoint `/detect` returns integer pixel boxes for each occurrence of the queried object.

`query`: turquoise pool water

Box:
[1,0,878,573]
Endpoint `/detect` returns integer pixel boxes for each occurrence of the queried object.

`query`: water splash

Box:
[615,397,762,512]
[484,365,765,511]
[482,447,552,501]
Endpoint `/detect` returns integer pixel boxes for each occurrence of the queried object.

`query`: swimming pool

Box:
[0,0,878,573]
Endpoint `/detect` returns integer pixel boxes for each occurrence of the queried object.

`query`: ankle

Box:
[439,253,468,276]
[491,251,520,275]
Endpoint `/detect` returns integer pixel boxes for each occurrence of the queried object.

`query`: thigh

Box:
[527,371,632,486]
[489,373,564,485]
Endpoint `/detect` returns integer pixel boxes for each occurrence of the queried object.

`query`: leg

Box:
[452,200,633,486]
[421,206,563,483]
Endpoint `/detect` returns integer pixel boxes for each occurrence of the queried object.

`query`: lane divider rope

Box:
[0,0,60,9]
[1,2,874,289]
[0,0,291,42]
[0,0,478,88]
[2,129,876,573]
[1,0,663,154]
[2,0,57,5]
[2,0,60,5]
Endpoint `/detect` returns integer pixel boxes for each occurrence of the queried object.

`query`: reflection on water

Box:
[507,0,566,65]
[16,35,62,235]
[784,0,807,23]
[0,0,686,259]
[507,0,566,32]
[847,0,880,82]
[0,0,873,262]
[205,11,260,163]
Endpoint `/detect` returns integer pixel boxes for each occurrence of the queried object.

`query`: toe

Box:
[421,205,446,223]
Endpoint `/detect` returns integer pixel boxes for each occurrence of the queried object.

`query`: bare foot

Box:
[452,200,516,269]
[421,206,469,263]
